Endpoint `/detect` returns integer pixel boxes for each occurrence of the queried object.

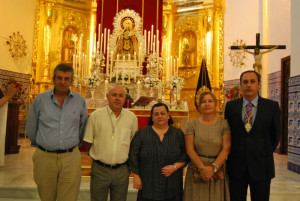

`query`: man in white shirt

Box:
[83,85,138,201]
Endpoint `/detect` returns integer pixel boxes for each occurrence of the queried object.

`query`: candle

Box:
[176,58,179,76]
[87,40,89,58]
[93,33,96,55]
[147,31,150,54]
[153,35,156,54]
[96,42,99,54]
[151,25,153,52]
[74,39,77,56]
[107,29,110,52]
[103,28,107,54]
[156,29,159,48]
[100,33,103,54]
[110,51,113,82]
[128,54,131,84]
[134,52,137,82]
[122,55,125,85]
[116,55,119,84]
[170,56,173,77]
[79,34,83,78]
[173,58,175,77]
[75,55,78,75]
[144,29,147,55]
[73,54,75,70]
[106,47,109,77]
[98,24,101,44]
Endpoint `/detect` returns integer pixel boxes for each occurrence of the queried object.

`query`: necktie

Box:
[244,102,253,125]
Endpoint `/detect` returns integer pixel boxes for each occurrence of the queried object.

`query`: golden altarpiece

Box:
[31,0,225,120]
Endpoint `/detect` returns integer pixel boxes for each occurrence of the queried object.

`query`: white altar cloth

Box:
[0,103,8,166]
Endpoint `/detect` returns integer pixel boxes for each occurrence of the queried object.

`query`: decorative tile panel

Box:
[0,69,31,112]
[268,71,281,107]
[288,75,300,174]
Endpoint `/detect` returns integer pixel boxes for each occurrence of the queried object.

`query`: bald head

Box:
[106,85,126,114]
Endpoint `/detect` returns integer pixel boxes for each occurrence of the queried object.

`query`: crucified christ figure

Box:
[239,45,279,75]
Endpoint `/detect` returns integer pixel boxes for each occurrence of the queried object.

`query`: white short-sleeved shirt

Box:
[84,106,138,164]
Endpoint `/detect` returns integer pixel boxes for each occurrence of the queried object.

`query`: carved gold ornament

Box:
[6,32,27,58]
[229,39,246,68]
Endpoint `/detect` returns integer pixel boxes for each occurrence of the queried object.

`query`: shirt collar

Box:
[243,95,258,107]
[50,88,73,98]
[106,105,124,117]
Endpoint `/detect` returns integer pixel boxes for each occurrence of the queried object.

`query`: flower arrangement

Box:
[6,78,25,102]
[142,77,160,88]
[225,85,242,100]
[111,72,135,82]
[168,76,184,89]
[85,73,101,88]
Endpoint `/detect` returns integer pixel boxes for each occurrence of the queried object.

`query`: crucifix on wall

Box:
[230,33,286,75]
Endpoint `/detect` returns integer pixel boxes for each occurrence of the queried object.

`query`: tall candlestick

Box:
[110,51,113,82]
[156,29,159,47]
[74,39,77,56]
[128,54,131,84]
[147,31,150,54]
[158,81,162,100]
[122,55,125,85]
[176,58,179,76]
[79,34,83,78]
[107,29,110,52]
[144,30,147,55]
[116,54,119,84]
[106,47,109,77]
[153,35,156,54]
[73,54,75,70]
[134,52,137,82]
[177,87,181,101]
[170,56,173,77]
[100,33,103,54]
[103,28,107,54]
[151,25,153,52]
[173,58,175,77]
[98,24,101,43]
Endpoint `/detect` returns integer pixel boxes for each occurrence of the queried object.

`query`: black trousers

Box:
[229,173,271,201]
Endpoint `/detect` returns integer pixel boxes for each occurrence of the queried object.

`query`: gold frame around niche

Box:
[31,0,95,99]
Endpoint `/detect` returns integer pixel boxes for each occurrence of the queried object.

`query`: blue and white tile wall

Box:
[288,75,300,174]
[268,71,281,107]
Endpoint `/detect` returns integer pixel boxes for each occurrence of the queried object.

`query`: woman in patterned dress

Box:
[129,102,189,201]
[183,91,231,201]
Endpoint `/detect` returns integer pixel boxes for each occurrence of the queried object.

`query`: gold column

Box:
[211,3,224,115]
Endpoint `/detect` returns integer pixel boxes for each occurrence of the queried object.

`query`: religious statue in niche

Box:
[180,31,196,67]
[61,27,78,63]
[115,17,138,59]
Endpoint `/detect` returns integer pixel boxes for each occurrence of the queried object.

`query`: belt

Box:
[38,145,76,153]
[94,160,127,169]
[198,154,218,159]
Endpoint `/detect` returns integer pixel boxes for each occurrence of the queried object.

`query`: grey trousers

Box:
[91,161,130,201]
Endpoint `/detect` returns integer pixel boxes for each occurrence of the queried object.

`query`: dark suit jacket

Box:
[225,96,281,181]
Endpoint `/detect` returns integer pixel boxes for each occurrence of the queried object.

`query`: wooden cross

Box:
[230,33,286,75]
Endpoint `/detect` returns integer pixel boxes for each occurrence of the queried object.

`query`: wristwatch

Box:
[211,165,217,173]
[211,163,219,173]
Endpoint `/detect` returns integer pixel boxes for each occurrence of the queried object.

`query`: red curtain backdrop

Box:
[96,0,162,45]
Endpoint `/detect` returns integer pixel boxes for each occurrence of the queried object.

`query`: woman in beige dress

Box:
[183,91,231,201]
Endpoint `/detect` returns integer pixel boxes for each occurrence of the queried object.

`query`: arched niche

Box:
[61,26,79,64]
[179,31,197,67]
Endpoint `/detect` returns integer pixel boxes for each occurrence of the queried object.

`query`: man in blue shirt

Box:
[26,63,88,201]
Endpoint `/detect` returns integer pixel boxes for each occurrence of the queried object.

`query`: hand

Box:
[6,84,17,99]
[161,165,176,177]
[133,174,142,190]
[200,165,214,181]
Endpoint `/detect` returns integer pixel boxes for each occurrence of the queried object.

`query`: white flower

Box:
[142,77,160,88]
[168,76,184,89]
[86,72,102,88]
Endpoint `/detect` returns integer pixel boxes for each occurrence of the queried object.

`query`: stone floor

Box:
[0,138,300,201]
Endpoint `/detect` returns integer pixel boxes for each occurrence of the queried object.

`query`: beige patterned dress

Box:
[183,118,231,201]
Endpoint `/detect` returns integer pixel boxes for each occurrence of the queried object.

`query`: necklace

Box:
[243,104,256,132]
[107,107,122,141]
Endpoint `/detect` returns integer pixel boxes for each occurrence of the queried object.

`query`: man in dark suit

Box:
[225,70,281,201]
